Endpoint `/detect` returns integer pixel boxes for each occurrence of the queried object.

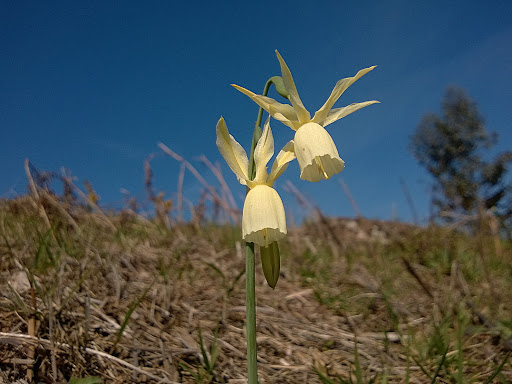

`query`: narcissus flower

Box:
[216,117,295,247]
[232,51,379,182]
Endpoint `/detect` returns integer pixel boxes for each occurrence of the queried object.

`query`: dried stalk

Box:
[24,158,52,232]
[60,169,117,232]
[339,178,362,218]
[199,155,238,214]
[0,332,180,383]
[158,142,238,222]
[177,162,186,223]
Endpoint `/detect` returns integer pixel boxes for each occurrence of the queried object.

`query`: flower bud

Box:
[260,241,280,289]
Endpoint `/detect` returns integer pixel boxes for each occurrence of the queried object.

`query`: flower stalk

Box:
[245,241,257,384]
[216,51,377,383]
[245,77,288,383]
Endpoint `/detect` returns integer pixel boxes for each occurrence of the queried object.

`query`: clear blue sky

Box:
[2,1,511,223]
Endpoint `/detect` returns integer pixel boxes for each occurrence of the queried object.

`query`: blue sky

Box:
[2,1,511,223]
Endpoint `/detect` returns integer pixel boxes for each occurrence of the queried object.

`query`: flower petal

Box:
[242,185,287,247]
[253,117,274,184]
[216,117,249,185]
[266,104,298,130]
[232,84,298,128]
[275,50,311,123]
[268,140,296,186]
[312,66,377,125]
[323,100,380,127]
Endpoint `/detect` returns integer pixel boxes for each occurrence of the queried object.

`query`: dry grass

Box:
[1,189,511,383]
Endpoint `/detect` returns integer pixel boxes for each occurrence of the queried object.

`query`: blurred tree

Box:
[410,86,512,228]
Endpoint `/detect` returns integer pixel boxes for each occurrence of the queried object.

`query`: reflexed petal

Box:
[268,105,299,130]
[294,122,345,182]
[275,50,311,123]
[312,66,377,125]
[268,140,296,186]
[215,117,249,185]
[323,100,380,127]
[232,84,298,126]
[253,117,274,184]
[242,185,287,247]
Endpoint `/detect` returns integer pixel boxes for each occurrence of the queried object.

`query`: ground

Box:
[1,196,511,383]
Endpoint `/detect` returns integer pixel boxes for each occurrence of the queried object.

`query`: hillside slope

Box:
[1,197,511,383]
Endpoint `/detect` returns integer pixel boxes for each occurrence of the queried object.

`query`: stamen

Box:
[315,156,329,179]
[264,228,268,247]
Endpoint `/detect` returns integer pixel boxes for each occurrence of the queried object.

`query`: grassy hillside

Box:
[1,194,511,383]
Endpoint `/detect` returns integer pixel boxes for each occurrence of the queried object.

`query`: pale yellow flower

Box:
[216,117,295,246]
[232,50,379,182]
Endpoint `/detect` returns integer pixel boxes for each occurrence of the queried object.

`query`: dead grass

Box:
[1,194,511,383]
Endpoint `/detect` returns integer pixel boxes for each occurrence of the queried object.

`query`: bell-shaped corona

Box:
[294,122,345,182]
[242,185,286,247]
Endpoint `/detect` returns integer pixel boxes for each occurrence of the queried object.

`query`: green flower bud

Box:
[269,76,289,100]
[260,241,280,289]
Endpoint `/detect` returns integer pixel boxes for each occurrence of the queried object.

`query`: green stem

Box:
[248,78,274,179]
[245,241,257,384]
[245,77,276,384]
[256,80,274,131]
